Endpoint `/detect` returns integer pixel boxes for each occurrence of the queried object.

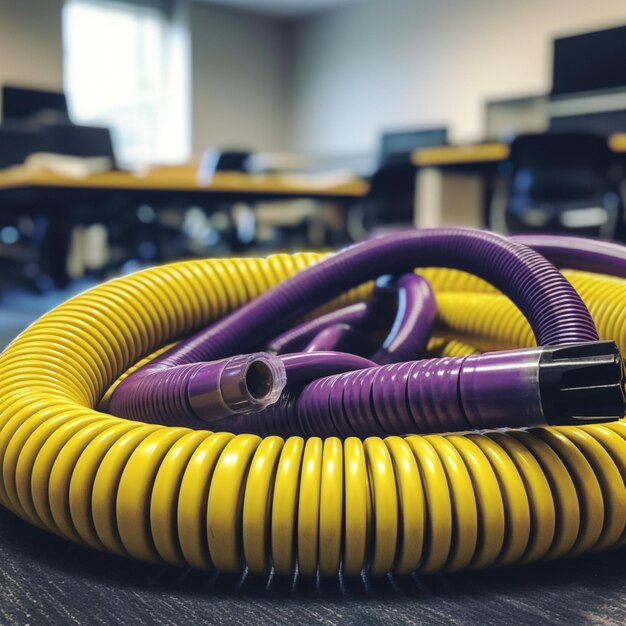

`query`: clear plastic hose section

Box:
[1,227,625,578]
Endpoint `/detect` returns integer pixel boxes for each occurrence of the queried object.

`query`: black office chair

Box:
[0,121,52,169]
[348,128,448,240]
[0,123,51,289]
[367,154,417,225]
[0,119,118,289]
[0,100,116,168]
[43,122,116,165]
[374,128,449,224]
[498,132,624,240]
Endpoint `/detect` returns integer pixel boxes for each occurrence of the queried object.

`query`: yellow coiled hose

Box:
[0,253,625,577]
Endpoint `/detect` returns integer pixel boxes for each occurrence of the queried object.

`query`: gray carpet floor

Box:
[0,280,96,350]
[1,502,625,625]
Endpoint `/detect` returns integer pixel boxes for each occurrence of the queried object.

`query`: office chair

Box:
[1,84,115,167]
[375,128,448,224]
[1,85,69,121]
[348,128,448,240]
[496,132,624,240]
[0,119,116,290]
[0,121,52,169]
[42,122,116,165]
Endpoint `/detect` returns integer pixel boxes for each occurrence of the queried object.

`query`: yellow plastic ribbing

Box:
[0,253,625,577]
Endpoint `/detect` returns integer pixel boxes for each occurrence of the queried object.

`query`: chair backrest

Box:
[509,132,612,171]
[43,123,116,162]
[0,120,116,170]
[503,132,621,237]
[1,85,69,122]
[0,122,51,169]
[507,132,613,201]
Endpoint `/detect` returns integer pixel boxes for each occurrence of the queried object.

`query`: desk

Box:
[0,167,368,287]
[413,142,511,168]
[411,132,626,169]
[0,166,369,198]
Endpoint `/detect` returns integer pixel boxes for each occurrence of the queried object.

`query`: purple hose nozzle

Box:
[188,353,287,423]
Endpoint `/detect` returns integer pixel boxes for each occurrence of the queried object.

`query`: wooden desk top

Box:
[412,142,511,167]
[0,166,369,198]
[412,133,626,167]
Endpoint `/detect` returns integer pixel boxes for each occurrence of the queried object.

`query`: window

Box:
[63,0,190,166]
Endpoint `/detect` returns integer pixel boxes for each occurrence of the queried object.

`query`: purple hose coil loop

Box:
[303,324,372,355]
[514,234,626,279]
[238,356,470,437]
[372,273,437,364]
[281,351,376,383]
[268,302,378,354]
[160,228,599,362]
[109,228,599,430]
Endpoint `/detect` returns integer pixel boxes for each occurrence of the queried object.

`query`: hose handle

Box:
[538,341,626,425]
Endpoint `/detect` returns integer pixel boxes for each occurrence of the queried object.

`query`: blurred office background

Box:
[4,0,626,157]
[1,0,626,343]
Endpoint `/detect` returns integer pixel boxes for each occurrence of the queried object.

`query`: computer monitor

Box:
[552,25,626,97]
[380,127,448,160]
[1,85,69,121]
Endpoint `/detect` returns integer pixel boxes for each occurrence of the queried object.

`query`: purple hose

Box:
[109,228,600,431]
[226,347,561,437]
[288,357,470,437]
[267,302,372,354]
[112,350,376,427]
[514,235,626,279]
[371,273,436,364]
[304,324,375,355]
[146,229,598,361]
[267,292,394,354]
[281,351,376,383]
[113,353,287,427]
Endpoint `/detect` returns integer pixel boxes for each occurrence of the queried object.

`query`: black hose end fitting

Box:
[539,341,626,425]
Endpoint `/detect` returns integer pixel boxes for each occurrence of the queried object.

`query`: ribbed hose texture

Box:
[1,246,626,577]
[222,357,470,437]
[110,229,598,427]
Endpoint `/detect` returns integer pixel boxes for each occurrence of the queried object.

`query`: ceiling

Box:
[195,0,357,17]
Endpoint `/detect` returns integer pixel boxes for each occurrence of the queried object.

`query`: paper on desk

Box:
[23,153,113,179]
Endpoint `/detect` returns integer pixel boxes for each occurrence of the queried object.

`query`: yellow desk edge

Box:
[412,133,626,167]
[0,168,369,198]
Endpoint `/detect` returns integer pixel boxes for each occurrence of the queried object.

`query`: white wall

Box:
[2,0,626,158]
[189,1,291,156]
[0,0,64,105]
[0,0,291,156]
[289,0,626,154]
